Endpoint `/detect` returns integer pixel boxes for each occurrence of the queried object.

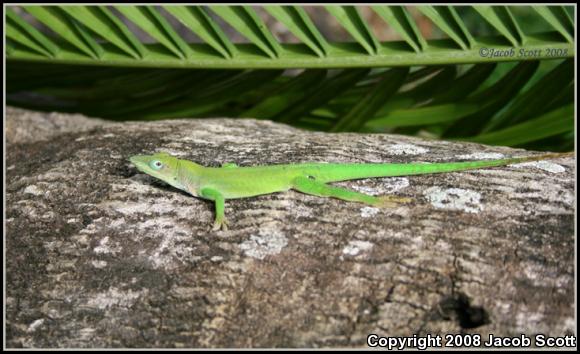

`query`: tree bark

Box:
[6,107,575,348]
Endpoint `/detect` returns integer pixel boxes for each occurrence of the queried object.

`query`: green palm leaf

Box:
[6,5,575,151]
[264,6,328,57]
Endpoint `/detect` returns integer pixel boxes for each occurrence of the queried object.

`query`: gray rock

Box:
[6,106,109,145]
[6,107,575,348]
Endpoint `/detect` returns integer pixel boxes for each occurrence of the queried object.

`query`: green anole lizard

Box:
[129,152,573,230]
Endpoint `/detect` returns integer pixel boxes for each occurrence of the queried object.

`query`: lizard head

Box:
[129,152,186,192]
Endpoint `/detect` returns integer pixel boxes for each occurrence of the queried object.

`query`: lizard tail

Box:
[398,151,575,175]
[316,151,574,183]
[372,195,413,208]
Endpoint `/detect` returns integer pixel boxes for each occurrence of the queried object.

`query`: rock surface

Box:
[5,107,576,348]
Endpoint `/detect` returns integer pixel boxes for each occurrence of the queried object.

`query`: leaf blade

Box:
[365,103,479,129]
[59,5,147,59]
[533,6,574,43]
[331,67,410,132]
[6,7,59,58]
[326,6,380,55]
[418,6,474,49]
[115,5,192,59]
[164,5,236,59]
[264,5,328,57]
[371,6,427,52]
[240,69,328,119]
[468,104,573,146]
[23,6,103,59]
[473,6,524,46]
[276,69,370,124]
[210,5,281,58]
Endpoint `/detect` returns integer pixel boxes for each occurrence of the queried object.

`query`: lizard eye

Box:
[150,160,163,170]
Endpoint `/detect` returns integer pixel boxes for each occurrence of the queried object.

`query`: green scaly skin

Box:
[129,152,574,231]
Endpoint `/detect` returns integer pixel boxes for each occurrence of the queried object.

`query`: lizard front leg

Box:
[292,176,410,207]
[200,187,229,231]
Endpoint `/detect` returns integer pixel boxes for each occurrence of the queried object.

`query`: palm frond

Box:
[7,5,574,67]
[6,5,575,151]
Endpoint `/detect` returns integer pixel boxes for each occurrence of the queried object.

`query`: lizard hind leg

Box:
[292,176,410,208]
